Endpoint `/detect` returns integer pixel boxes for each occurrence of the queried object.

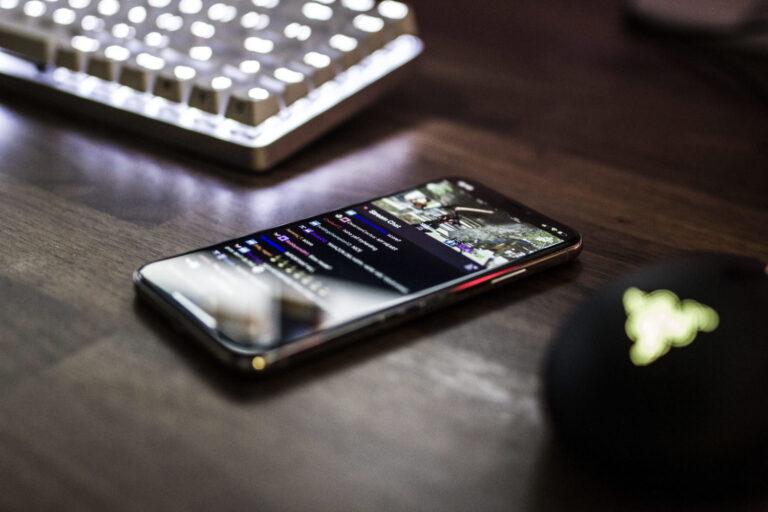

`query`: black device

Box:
[134,177,581,372]
[544,252,768,492]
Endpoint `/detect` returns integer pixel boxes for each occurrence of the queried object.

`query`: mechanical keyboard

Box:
[0,0,422,170]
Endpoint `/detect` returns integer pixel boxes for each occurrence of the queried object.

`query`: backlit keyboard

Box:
[0,0,422,170]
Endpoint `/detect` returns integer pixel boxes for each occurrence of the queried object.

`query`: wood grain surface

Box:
[0,0,766,510]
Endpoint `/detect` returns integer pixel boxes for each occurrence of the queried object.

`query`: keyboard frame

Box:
[0,34,423,171]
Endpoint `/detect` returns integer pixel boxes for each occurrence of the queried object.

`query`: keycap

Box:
[153,64,196,102]
[189,74,232,114]
[87,52,118,80]
[0,20,53,63]
[351,13,387,52]
[225,86,280,126]
[55,34,100,71]
[328,33,362,69]
[119,52,165,91]
[54,46,86,71]
[302,51,335,86]
[270,66,309,105]
[378,0,417,36]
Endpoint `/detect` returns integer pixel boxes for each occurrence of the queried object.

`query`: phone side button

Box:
[491,268,526,285]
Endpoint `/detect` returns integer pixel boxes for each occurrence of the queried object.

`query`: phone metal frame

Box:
[134,177,582,372]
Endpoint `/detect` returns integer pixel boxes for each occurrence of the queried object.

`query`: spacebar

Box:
[0,21,53,64]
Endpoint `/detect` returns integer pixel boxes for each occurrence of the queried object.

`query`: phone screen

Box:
[139,178,577,353]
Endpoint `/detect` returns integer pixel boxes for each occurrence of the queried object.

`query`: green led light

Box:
[623,287,719,366]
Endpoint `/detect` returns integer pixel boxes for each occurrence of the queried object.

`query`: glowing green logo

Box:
[623,288,719,366]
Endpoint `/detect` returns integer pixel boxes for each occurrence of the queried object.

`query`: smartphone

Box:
[134,177,582,372]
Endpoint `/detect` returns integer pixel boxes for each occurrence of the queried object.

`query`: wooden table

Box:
[1,1,766,510]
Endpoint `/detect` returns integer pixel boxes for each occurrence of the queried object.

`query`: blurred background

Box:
[0,0,766,511]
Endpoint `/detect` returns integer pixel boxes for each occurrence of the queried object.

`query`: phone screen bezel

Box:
[134,176,582,368]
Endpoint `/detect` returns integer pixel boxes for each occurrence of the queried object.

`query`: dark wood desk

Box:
[0,1,766,510]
